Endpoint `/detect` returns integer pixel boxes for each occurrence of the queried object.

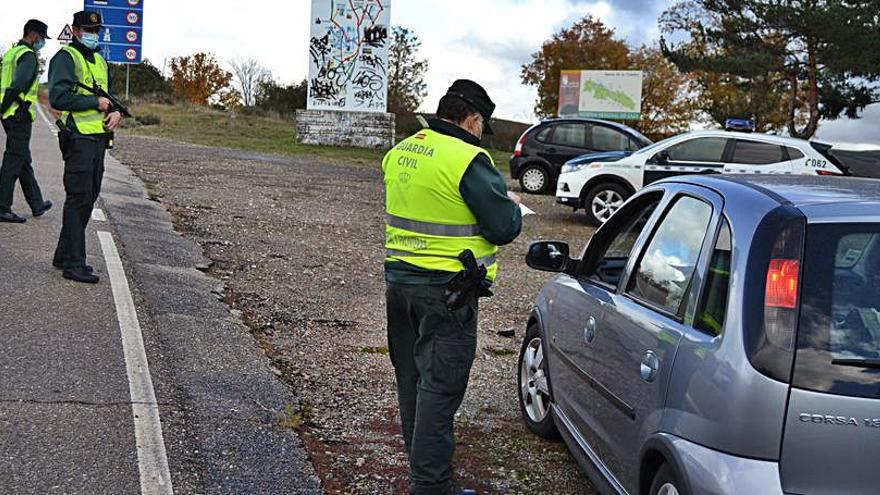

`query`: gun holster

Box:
[443,250,494,312]
[56,119,72,158]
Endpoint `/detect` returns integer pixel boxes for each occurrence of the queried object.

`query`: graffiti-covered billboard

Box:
[308,0,391,113]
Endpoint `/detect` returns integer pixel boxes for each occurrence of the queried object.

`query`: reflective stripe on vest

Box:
[385,249,497,268]
[383,128,500,281]
[0,44,39,121]
[60,46,109,135]
[386,214,482,237]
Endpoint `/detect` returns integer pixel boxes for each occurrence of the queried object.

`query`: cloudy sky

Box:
[2,0,876,148]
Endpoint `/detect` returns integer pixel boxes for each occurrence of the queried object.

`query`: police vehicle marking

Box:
[806,158,828,169]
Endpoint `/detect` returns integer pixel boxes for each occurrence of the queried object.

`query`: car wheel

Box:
[584,182,629,226]
[518,322,559,439]
[650,463,687,495]
[519,164,551,195]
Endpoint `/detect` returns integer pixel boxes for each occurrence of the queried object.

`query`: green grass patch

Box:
[487,347,518,357]
[122,103,384,164]
[122,103,512,172]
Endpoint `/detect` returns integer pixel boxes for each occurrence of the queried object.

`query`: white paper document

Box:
[520,204,536,216]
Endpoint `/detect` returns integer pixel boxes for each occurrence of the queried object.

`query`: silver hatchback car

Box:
[518,175,880,495]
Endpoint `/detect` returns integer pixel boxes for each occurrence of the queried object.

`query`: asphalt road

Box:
[0,109,321,494]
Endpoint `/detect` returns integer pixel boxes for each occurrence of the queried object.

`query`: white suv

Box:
[556,129,850,225]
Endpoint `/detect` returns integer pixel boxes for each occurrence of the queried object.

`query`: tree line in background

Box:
[107,1,878,143]
[523,1,879,140]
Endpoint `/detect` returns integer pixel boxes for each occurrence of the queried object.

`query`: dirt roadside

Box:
[112,134,599,495]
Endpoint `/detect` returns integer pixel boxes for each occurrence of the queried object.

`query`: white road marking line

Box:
[98,231,175,495]
[92,208,107,222]
[36,102,56,134]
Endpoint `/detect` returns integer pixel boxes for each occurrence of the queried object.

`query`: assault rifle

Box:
[76,82,132,117]
[444,249,494,312]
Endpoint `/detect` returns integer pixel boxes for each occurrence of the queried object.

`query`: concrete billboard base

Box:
[295,109,396,150]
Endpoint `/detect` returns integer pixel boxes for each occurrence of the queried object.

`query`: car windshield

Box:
[627,128,652,146]
[633,135,680,156]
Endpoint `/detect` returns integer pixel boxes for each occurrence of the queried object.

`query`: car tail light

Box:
[514,133,527,157]
[766,259,800,309]
[816,169,844,176]
[752,220,805,381]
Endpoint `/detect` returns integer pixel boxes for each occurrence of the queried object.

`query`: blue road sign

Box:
[83,0,144,64]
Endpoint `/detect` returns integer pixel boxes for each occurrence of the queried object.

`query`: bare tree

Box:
[229,57,271,107]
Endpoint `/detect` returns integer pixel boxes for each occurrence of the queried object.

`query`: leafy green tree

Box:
[109,60,172,100]
[661,0,880,139]
[255,79,307,118]
[627,46,700,140]
[387,26,428,115]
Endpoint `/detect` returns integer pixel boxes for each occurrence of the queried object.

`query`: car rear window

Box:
[693,219,732,337]
[666,137,728,163]
[590,125,629,152]
[550,123,587,148]
[787,147,805,160]
[730,140,786,165]
[793,224,880,399]
[535,126,553,142]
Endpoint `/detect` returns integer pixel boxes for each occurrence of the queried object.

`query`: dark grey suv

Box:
[519,175,880,494]
[510,118,651,195]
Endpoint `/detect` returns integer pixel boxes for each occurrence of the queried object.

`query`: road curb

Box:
[100,151,323,494]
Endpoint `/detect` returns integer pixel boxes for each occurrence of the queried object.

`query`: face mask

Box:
[33,39,45,51]
[80,33,99,50]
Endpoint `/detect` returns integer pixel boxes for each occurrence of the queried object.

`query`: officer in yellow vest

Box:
[0,20,53,223]
[48,11,122,284]
[383,80,522,495]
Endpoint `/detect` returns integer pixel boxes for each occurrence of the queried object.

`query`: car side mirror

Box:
[526,241,574,273]
[655,150,670,164]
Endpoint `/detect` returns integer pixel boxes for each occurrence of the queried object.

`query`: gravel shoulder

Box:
[112,134,599,494]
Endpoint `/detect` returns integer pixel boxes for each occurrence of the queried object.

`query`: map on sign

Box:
[308,0,391,113]
[559,70,643,120]
[83,0,144,64]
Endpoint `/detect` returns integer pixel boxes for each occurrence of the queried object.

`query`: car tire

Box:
[519,164,551,195]
[517,322,559,439]
[649,463,687,495]
[583,182,630,226]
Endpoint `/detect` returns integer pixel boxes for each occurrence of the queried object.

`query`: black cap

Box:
[73,10,103,29]
[445,79,496,135]
[24,19,50,39]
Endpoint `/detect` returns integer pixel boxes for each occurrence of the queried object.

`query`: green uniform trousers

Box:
[386,282,478,495]
[53,135,105,269]
[0,109,45,214]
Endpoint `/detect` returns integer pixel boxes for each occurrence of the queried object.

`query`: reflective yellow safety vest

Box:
[0,43,39,121]
[383,128,500,281]
[60,45,108,135]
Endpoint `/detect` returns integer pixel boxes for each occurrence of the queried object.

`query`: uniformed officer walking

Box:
[0,20,53,223]
[48,11,123,284]
[383,80,522,495]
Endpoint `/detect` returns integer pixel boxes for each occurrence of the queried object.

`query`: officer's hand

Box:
[97,97,112,112]
[104,111,122,131]
[507,191,522,205]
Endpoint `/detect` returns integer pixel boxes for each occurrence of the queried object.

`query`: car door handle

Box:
[547,147,558,154]
[640,351,659,382]
[583,316,597,344]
